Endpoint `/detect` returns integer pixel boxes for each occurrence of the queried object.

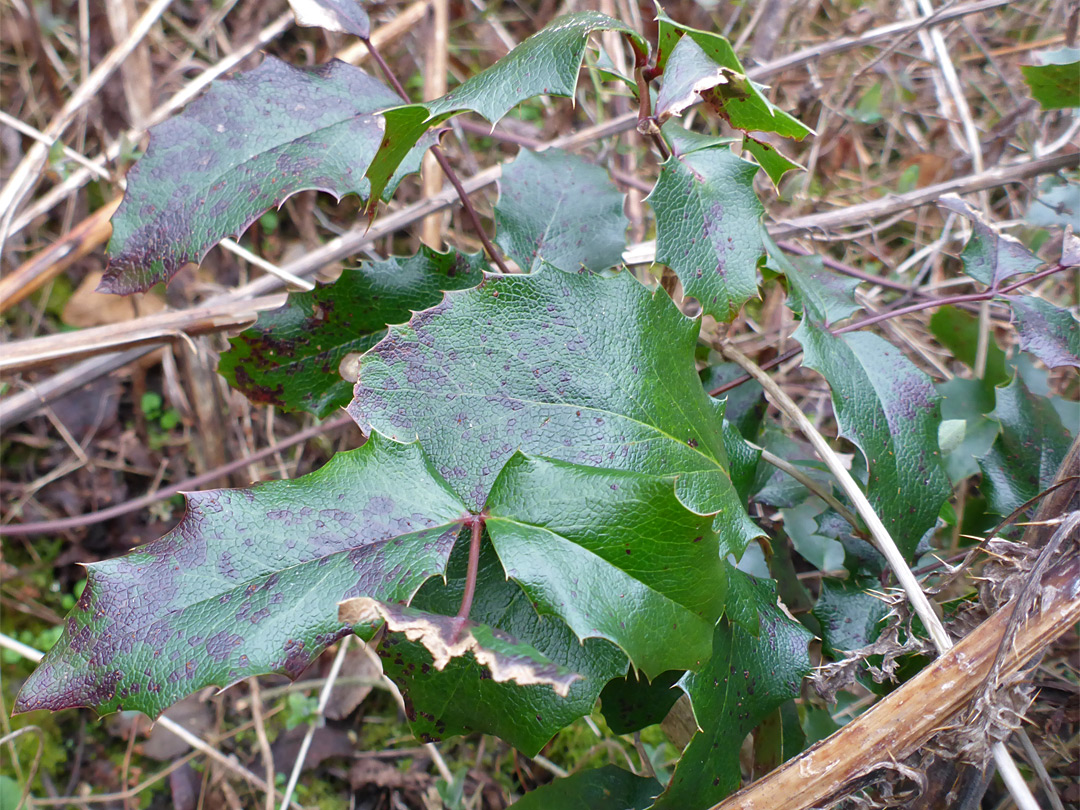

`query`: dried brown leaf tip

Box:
[339,597,583,697]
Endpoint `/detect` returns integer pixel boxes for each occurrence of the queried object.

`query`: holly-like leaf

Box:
[794,321,950,559]
[219,247,487,417]
[1020,49,1080,110]
[494,149,627,273]
[939,195,1043,288]
[375,540,628,754]
[1006,294,1080,369]
[363,11,647,207]
[977,374,1072,517]
[652,573,813,809]
[649,145,765,322]
[775,250,861,326]
[14,433,470,717]
[812,577,889,657]
[599,670,682,734]
[287,0,369,38]
[104,57,432,293]
[654,12,811,140]
[349,266,759,555]
[743,136,803,188]
[485,454,728,678]
[513,765,661,810]
[661,120,734,156]
[338,597,581,696]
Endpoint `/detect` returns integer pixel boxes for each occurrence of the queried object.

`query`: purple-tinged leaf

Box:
[794,321,950,560]
[363,11,647,208]
[1006,294,1080,369]
[495,149,627,274]
[104,57,430,293]
[218,247,487,417]
[939,194,1043,288]
[349,267,760,556]
[649,145,765,322]
[338,597,581,697]
[652,573,812,809]
[14,433,469,718]
[288,0,369,38]
[375,540,628,754]
[977,374,1072,517]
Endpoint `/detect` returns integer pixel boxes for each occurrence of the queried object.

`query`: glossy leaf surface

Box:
[104,58,432,293]
[939,195,1042,288]
[776,251,861,325]
[513,765,661,810]
[15,434,469,717]
[978,374,1072,516]
[376,541,628,755]
[599,670,682,734]
[219,248,487,416]
[485,455,727,678]
[1006,294,1080,369]
[813,577,889,657]
[1021,53,1080,109]
[652,574,813,809]
[363,12,646,205]
[794,321,950,559]
[743,136,802,188]
[495,149,627,273]
[650,145,765,322]
[349,267,758,554]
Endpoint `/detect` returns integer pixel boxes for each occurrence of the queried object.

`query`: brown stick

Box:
[709,555,1080,810]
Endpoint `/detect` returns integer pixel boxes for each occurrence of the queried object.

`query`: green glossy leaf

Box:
[654,12,810,140]
[743,136,803,188]
[513,765,661,810]
[1006,294,1080,369]
[287,0,369,38]
[363,11,647,206]
[495,149,627,273]
[752,701,805,779]
[339,597,581,696]
[599,670,682,734]
[650,145,765,322]
[486,455,727,678]
[349,266,759,556]
[104,57,429,293]
[652,573,813,809]
[700,363,765,440]
[928,306,1007,386]
[752,425,831,509]
[794,321,950,559]
[1021,51,1080,109]
[14,433,469,717]
[939,195,1042,288]
[775,251,861,325]
[661,120,734,156]
[812,577,889,657]
[376,540,627,755]
[977,374,1072,516]
[936,378,999,485]
[219,248,487,416]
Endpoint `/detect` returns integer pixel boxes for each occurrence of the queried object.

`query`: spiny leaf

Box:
[652,573,813,809]
[1006,294,1080,369]
[649,144,765,322]
[376,540,628,755]
[104,57,432,293]
[485,454,728,678]
[599,670,682,734]
[813,577,889,657]
[219,247,487,417]
[743,136,803,188]
[349,266,760,556]
[1020,49,1080,110]
[338,597,581,696]
[654,12,811,140]
[794,321,950,559]
[773,249,861,325]
[661,120,734,156]
[512,765,661,810]
[363,11,647,207]
[14,433,469,717]
[700,362,766,440]
[977,374,1072,517]
[939,195,1043,288]
[494,149,627,273]
[287,0,369,38]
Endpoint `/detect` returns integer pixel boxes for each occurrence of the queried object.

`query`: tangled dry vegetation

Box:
[1,0,1077,808]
